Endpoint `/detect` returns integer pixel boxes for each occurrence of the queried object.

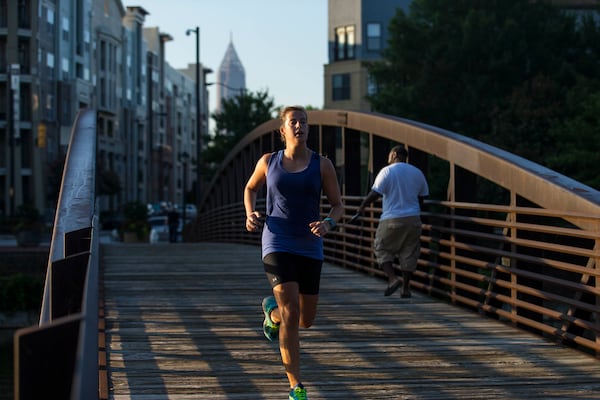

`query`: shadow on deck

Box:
[102,242,600,400]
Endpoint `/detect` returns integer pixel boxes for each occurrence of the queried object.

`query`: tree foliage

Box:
[546,78,600,188]
[367,0,600,189]
[96,164,122,196]
[203,89,276,176]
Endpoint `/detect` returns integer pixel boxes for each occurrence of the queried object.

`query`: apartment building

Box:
[324,0,599,113]
[0,0,208,221]
[324,0,412,112]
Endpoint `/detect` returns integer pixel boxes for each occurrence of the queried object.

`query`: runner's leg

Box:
[273,282,302,389]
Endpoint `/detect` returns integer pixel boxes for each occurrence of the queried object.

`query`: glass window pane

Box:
[367,23,380,36]
[332,73,351,101]
[367,23,381,51]
[346,26,355,59]
[335,27,346,60]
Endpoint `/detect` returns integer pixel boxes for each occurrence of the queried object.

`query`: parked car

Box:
[173,203,197,219]
[185,204,197,218]
[148,216,169,243]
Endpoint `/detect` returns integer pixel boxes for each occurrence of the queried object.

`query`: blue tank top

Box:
[262,150,323,260]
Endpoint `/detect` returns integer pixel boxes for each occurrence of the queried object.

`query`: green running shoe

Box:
[289,384,308,400]
[261,296,279,341]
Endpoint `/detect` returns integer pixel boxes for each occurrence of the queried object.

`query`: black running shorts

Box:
[263,252,323,295]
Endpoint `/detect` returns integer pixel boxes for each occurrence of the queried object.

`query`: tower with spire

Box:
[216,35,246,112]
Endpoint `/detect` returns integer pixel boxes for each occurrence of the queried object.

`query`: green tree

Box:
[97,167,122,196]
[545,78,600,188]
[367,0,600,189]
[204,89,276,176]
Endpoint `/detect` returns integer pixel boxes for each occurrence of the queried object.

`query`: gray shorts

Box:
[374,216,422,271]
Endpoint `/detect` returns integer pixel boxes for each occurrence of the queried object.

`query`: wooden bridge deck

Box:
[101,243,600,400]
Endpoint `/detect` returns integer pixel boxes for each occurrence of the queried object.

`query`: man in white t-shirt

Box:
[357,145,429,298]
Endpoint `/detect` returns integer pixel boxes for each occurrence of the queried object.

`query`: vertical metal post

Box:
[187,26,201,208]
[194,27,201,208]
[147,53,154,204]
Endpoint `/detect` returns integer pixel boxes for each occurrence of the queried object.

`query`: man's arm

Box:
[357,190,382,215]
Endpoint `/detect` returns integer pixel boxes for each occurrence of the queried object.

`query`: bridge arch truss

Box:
[195,109,600,357]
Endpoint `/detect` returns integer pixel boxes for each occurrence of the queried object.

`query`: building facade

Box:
[1,0,47,217]
[122,6,149,205]
[324,0,412,112]
[0,0,209,223]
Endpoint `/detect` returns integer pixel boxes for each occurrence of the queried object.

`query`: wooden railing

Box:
[13,109,102,400]
[195,195,600,356]
[193,109,600,358]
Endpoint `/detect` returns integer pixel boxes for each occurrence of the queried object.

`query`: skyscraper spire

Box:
[216,37,246,112]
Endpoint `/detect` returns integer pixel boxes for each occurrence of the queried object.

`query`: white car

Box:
[148,216,170,243]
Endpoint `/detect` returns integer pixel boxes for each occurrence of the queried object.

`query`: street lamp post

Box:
[186,26,201,209]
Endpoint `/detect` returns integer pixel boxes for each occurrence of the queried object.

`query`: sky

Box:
[128,0,328,115]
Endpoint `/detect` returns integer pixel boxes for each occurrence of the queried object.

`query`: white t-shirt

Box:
[371,162,429,220]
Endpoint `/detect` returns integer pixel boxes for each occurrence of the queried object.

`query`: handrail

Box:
[41,108,97,322]
[194,109,600,357]
[14,108,100,399]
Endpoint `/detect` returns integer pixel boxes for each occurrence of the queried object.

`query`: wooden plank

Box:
[102,243,600,400]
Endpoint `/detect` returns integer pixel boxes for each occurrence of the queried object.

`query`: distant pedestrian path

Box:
[102,243,600,400]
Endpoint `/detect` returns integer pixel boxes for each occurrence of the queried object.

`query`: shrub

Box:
[0,273,44,312]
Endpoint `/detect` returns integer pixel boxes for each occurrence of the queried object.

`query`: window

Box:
[334,25,355,61]
[346,26,355,59]
[18,0,30,29]
[0,39,6,71]
[46,93,54,112]
[76,62,83,79]
[46,52,54,68]
[367,73,377,96]
[62,17,69,42]
[18,38,29,72]
[332,73,350,101]
[366,23,381,51]
[0,0,7,28]
[100,41,106,70]
[100,77,106,106]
